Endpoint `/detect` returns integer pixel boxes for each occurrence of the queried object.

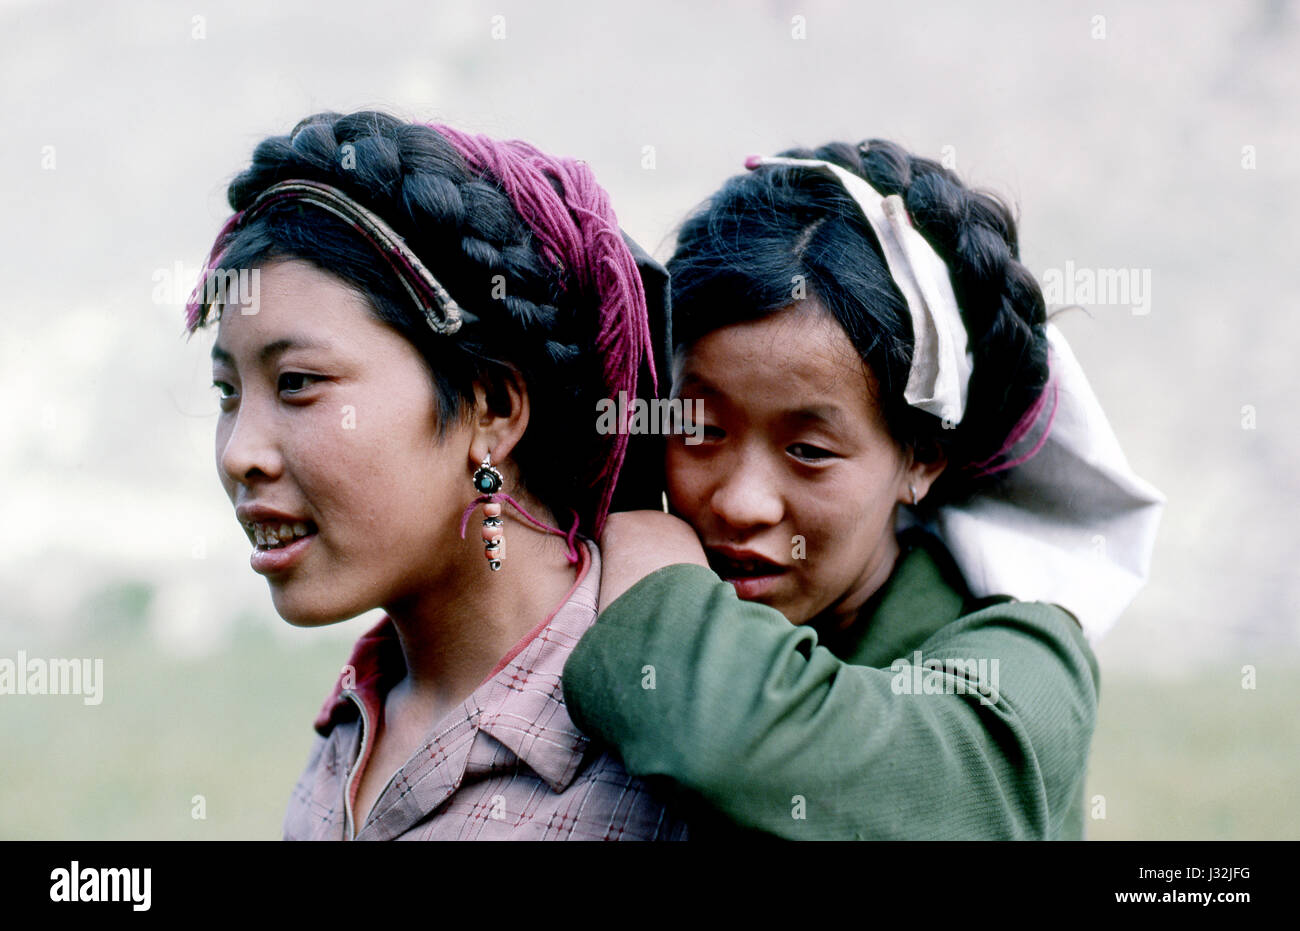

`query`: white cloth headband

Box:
[747,155,972,424]
[745,153,1165,642]
[901,322,1165,643]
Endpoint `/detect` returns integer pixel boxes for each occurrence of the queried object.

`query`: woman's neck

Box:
[813,528,902,634]
[381,503,583,724]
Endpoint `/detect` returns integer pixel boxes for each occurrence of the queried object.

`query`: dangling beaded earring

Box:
[472,453,506,571]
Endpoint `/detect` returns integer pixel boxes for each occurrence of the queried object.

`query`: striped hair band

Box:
[185,179,463,334]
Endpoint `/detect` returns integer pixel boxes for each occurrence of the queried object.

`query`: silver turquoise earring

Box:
[473,454,505,571]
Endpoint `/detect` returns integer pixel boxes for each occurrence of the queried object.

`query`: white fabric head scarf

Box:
[748,155,1165,645]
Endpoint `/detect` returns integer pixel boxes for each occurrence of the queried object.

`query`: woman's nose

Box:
[217,407,282,487]
[709,448,783,533]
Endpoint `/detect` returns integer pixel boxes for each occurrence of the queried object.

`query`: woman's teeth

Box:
[251,522,313,549]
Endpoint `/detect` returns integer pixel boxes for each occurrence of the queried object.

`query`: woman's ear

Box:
[468,365,531,466]
[899,439,948,506]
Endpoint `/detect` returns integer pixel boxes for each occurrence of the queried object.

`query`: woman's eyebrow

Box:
[678,374,847,434]
[783,405,849,432]
[210,337,332,367]
[673,372,720,398]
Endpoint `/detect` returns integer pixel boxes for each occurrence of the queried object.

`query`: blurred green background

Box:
[3,580,1297,840]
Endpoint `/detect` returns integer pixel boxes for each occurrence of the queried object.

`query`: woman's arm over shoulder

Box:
[595,510,709,613]
[563,565,1100,840]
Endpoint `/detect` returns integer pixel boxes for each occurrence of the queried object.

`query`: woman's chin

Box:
[269,591,358,628]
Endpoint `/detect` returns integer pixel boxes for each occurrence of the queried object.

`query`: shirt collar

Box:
[312,615,405,737]
[311,541,599,793]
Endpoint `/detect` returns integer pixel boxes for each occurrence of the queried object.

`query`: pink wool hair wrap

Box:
[428,123,659,536]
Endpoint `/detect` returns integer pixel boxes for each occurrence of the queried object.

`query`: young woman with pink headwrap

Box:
[186,110,683,840]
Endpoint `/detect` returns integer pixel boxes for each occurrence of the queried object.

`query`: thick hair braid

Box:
[782,140,1051,494]
[208,111,605,528]
[225,112,578,346]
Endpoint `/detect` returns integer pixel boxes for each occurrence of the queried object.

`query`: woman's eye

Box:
[675,424,723,451]
[788,442,834,461]
[278,372,321,394]
[211,380,236,402]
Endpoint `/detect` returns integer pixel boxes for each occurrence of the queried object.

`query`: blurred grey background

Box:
[2,0,1297,839]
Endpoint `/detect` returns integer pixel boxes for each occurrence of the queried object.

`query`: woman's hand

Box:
[597,510,709,613]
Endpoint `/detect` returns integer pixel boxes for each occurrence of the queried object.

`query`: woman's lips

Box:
[707,549,790,600]
[724,572,787,600]
[249,530,316,576]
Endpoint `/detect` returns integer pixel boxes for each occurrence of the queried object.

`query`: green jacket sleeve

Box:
[562,563,1100,840]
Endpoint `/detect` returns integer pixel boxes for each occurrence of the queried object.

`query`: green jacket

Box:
[562,526,1100,839]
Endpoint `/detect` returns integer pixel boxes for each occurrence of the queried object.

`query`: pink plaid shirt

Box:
[282,540,689,840]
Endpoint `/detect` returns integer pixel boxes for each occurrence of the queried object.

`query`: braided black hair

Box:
[201,110,609,531]
[667,138,1050,507]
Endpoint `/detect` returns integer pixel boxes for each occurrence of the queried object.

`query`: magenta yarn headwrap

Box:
[428,123,659,536]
